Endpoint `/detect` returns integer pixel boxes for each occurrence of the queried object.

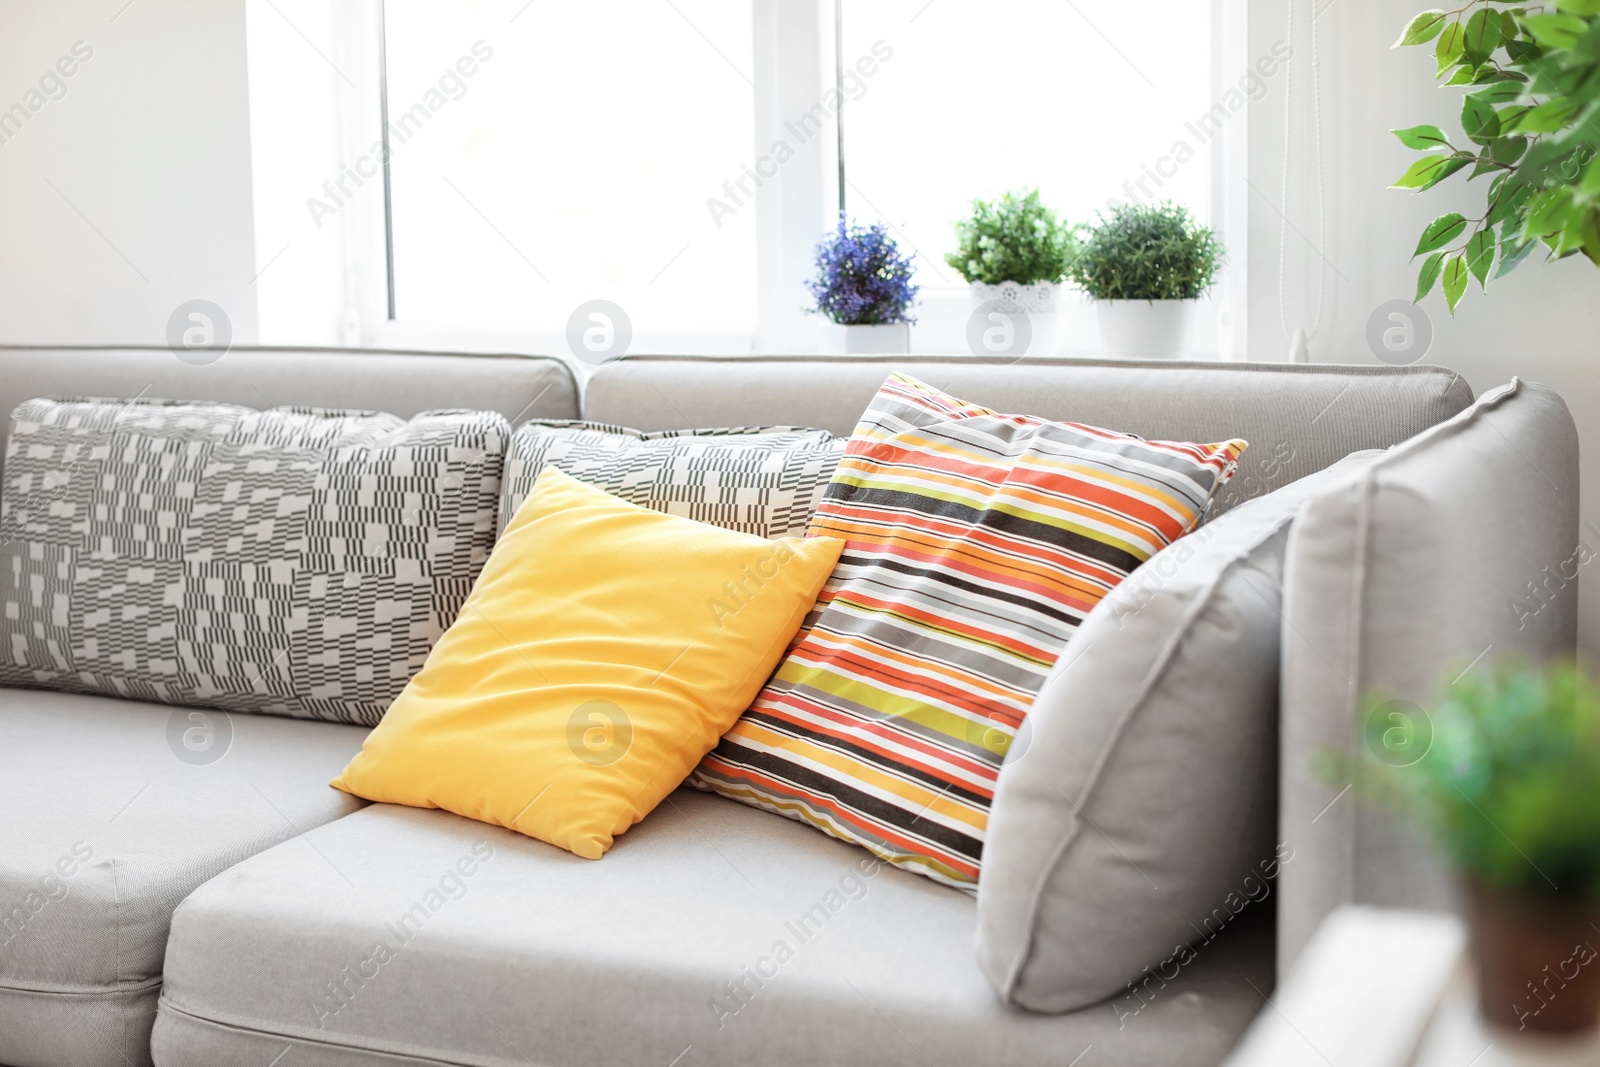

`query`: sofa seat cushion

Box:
[153,790,1272,1067]
[0,688,368,1067]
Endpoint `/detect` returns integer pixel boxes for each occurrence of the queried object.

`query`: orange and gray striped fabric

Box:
[691,374,1246,888]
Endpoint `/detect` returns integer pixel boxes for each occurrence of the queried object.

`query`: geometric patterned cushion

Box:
[499,420,844,538]
[690,373,1248,890]
[0,397,508,725]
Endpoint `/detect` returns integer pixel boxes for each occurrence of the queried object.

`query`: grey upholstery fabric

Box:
[0,346,577,491]
[0,688,368,1067]
[2,398,506,723]
[499,421,842,537]
[979,451,1385,1015]
[153,792,1272,1067]
[583,356,1474,517]
[1278,379,1579,975]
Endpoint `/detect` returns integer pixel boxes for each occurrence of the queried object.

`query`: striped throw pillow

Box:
[690,374,1247,889]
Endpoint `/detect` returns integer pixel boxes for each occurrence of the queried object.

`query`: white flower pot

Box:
[967,281,1061,357]
[1095,299,1196,360]
[821,321,910,354]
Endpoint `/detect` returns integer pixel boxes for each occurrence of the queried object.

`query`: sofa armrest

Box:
[1276,379,1580,975]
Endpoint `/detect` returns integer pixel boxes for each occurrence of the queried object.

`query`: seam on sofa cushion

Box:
[156,997,511,1067]
[112,855,128,1062]
[999,511,1299,1004]
[0,975,163,998]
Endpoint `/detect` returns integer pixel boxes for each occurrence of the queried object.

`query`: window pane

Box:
[838,0,1212,293]
[383,0,756,341]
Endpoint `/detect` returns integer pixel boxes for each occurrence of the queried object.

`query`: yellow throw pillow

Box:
[332,466,844,859]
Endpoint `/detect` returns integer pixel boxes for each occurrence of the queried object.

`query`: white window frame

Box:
[311,0,1245,360]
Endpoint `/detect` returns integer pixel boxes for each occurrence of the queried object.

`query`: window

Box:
[832,0,1216,353]
[382,0,757,348]
[247,0,1238,357]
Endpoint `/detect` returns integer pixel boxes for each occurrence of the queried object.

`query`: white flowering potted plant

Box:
[945,189,1079,356]
[808,217,919,354]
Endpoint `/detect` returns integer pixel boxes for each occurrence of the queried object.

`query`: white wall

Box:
[0,0,259,346]
[1251,0,1600,657]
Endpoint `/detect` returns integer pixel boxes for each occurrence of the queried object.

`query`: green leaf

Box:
[1463,94,1503,143]
[1487,176,1534,227]
[1583,155,1600,197]
[1556,0,1600,17]
[1465,8,1503,60]
[1437,20,1468,73]
[1415,251,1446,301]
[1416,212,1468,255]
[1490,135,1529,166]
[1470,81,1528,106]
[1392,154,1471,189]
[1467,227,1496,288]
[1523,13,1587,50]
[1497,233,1537,278]
[1393,124,1451,150]
[1505,37,1547,66]
[1526,187,1577,237]
[1442,253,1470,313]
[1496,104,1532,132]
[1581,206,1600,265]
[1444,63,1480,86]
[1511,98,1580,134]
[1396,9,1450,47]
[1557,209,1587,256]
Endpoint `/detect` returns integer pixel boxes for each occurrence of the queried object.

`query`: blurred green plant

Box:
[1066,201,1223,301]
[1392,2,1600,315]
[1329,662,1600,898]
[945,189,1080,285]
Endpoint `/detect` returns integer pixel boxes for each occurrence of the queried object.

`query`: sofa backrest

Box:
[584,356,1476,516]
[1277,378,1580,973]
[0,346,579,490]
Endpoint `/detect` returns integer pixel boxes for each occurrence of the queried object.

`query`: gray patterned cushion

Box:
[0,397,508,724]
[500,421,844,538]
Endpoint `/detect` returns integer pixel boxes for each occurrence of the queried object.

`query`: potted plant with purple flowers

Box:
[808,216,919,354]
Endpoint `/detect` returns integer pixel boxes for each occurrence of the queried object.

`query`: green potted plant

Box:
[1344,663,1600,1036]
[945,189,1079,356]
[1067,201,1222,360]
[807,216,919,354]
[1391,3,1600,315]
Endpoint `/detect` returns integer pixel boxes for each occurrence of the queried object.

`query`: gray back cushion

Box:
[977,449,1385,1014]
[1,397,508,724]
[1278,379,1580,974]
[584,357,1473,517]
[0,346,578,490]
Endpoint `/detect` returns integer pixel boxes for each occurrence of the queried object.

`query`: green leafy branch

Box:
[1392,0,1600,313]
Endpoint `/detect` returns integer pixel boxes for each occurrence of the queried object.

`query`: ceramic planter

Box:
[822,322,910,354]
[1095,299,1196,360]
[1463,877,1600,1035]
[968,281,1061,357]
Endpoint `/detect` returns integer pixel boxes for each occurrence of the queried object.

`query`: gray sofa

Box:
[0,346,1577,1067]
